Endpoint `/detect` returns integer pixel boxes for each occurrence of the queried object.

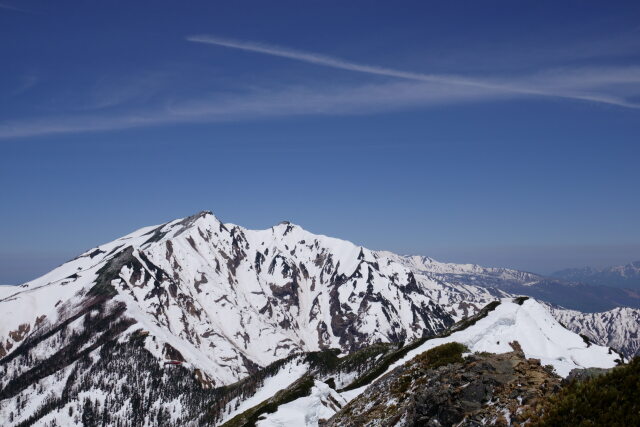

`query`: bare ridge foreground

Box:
[0,211,635,426]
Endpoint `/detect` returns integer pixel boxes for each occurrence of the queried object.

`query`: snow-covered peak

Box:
[350,298,621,380]
[1,210,471,386]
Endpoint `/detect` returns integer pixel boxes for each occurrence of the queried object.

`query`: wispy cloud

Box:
[2,65,639,140]
[1,36,639,140]
[0,80,507,139]
[186,35,640,109]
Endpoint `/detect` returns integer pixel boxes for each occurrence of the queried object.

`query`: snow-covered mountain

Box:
[553,260,640,290]
[0,211,506,385]
[0,210,634,425]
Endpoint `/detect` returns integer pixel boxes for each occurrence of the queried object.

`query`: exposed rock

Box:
[564,366,612,383]
[324,342,561,427]
[7,324,30,343]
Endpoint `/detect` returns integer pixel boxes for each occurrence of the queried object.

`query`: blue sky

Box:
[2,0,640,283]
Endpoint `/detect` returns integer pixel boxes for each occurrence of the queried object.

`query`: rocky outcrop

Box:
[564,366,612,383]
[323,342,561,427]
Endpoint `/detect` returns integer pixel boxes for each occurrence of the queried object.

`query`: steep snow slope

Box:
[0,285,17,294]
[0,222,161,358]
[220,358,310,423]
[256,380,346,427]
[549,305,640,357]
[369,298,620,378]
[0,286,18,303]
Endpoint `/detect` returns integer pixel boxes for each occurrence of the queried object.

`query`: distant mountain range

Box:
[391,255,640,313]
[552,260,640,290]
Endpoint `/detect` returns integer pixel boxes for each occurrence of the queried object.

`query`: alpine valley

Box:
[1,211,638,426]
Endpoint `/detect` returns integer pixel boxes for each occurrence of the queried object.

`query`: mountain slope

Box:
[223,298,622,427]
[383,256,640,357]
[0,285,17,298]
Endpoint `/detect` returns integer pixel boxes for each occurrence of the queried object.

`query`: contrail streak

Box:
[186,35,639,109]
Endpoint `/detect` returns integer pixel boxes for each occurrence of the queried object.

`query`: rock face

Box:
[323,343,561,427]
[564,366,612,383]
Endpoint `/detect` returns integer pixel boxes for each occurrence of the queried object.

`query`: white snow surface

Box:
[374,298,620,380]
[0,285,18,298]
[221,358,310,424]
[256,380,346,427]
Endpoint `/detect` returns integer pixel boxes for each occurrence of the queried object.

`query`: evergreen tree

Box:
[81,397,96,427]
